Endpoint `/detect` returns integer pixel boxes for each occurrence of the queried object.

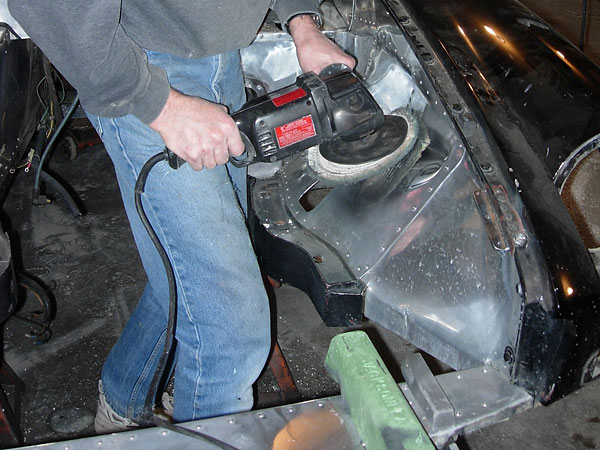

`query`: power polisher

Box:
[167,64,419,181]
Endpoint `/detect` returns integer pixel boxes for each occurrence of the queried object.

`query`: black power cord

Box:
[134,150,239,450]
[134,151,177,423]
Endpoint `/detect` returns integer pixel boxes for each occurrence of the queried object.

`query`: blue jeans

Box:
[86,50,271,422]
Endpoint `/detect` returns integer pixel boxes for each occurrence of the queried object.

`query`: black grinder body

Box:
[231,70,385,166]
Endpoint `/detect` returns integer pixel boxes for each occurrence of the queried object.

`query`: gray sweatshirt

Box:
[8,1,320,123]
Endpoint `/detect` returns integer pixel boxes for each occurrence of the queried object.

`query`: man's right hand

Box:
[149,88,245,171]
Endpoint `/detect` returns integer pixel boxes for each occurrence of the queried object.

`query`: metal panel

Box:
[243,28,524,371]
[20,397,363,450]
[0,2,29,39]
[400,356,534,447]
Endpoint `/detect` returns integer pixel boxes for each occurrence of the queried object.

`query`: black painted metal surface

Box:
[0,36,43,201]
[249,200,365,327]
[400,0,600,401]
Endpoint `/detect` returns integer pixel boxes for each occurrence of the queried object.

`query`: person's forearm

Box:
[288,14,322,45]
[288,13,356,74]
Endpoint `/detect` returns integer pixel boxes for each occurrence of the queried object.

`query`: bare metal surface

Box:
[473,188,511,252]
[400,360,533,448]
[401,353,455,431]
[0,1,28,38]
[244,27,524,372]
[18,396,362,450]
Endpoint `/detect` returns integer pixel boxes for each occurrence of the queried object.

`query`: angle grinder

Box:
[167,65,420,183]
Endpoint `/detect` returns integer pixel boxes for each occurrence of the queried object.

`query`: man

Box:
[8,0,355,433]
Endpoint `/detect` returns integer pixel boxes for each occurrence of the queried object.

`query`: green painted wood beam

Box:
[325,330,435,450]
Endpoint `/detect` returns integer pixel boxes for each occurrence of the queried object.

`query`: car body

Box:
[241,0,600,425]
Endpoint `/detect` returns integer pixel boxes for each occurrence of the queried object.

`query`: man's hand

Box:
[149,89,244,171]
[289,14,356,74]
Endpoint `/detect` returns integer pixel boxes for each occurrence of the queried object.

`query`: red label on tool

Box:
[275,115,316,148]
[271,88,307,107]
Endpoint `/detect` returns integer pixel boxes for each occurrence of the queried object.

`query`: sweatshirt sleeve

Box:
[270,0,322,32]
[7,1,169,123]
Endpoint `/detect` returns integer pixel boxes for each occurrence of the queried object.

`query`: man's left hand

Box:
[289,14,356,74]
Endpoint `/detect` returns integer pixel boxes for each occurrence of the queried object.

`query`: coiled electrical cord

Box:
[134,150,239,449]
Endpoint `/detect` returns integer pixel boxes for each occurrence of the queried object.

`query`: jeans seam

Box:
[129,328,167,417]
[211,53,224,104]
[179,274,204,414]
[108,117,140,182]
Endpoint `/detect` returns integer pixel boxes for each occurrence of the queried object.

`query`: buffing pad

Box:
[307,109,422,184]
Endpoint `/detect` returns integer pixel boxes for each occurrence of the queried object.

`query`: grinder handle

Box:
[165,131,256,170]
[228,132,257,168]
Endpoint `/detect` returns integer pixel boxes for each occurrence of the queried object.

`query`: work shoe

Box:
[94,381,139,434]
[161,391,174,419]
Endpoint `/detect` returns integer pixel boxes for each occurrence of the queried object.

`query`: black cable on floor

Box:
[134,150,240,450]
